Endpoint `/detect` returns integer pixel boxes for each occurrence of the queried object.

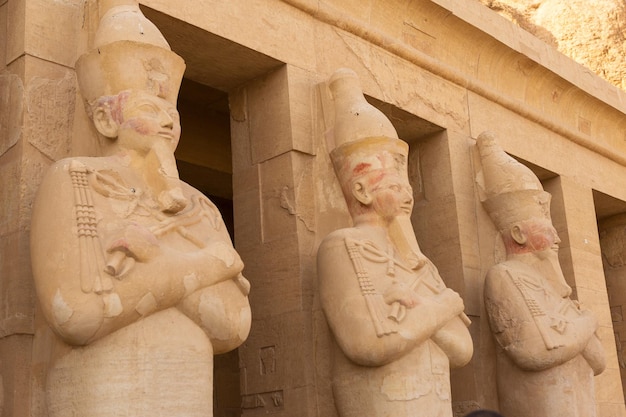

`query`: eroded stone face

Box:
[317,68,473,417]
[477,131,605,417]
[29,1,250,416]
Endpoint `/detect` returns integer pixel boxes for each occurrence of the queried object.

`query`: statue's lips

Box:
[157,131,176,140]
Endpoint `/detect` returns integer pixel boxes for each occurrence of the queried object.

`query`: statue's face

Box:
[368,173,414,221]
[523,219,561,254]
[116,90,181,154]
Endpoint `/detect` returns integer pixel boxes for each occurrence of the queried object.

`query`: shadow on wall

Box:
[464,410,505,417]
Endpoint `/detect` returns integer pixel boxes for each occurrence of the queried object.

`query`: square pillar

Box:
[230,64,321,417]
[544,176,626,417]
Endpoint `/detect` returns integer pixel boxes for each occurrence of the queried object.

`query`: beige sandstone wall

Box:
[1,0,626,416]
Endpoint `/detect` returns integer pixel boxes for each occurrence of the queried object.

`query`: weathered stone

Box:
[0,71,24,157]
[25,73,75,161]
[476,0,626,90]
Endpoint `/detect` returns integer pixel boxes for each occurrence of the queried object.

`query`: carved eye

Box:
[135,103,160,117]
[389,184,401,192]
[168,109,180,121]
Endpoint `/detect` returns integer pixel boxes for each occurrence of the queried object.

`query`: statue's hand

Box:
[583,334,606,375]
[105,223,161,276]
[580,309,599,332]
[383,281,419,308]
[436,288,465,318]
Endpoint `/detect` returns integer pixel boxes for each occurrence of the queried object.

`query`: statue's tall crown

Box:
[75,0,185,105]
[328,68,408,196]
[476,131,551,231]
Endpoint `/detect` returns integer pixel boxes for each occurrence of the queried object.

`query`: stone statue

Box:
[30,1,251,416]
[476,131,605,417]
[317,68,473,417]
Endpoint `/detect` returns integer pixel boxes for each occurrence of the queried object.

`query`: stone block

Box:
[545,177,603,256]
[229,86,252,171]
[242,238,302,320]
[247,66,294,164]
[0,228,35,337]
[311,308,337,417]
[596,324,620,372]
[24,0,82,68]
[24,69,75,162]
[239,311,315,416]
[286,66,316,157]
[0,144,21,236]
[19,143,50,231]
[575,285,613,328]
[568,247,610,293]
[259,152,299,243]
[597,401,626,417]
[314,24,469,134]
[233,164,263,251]
[6,0,25,65]
[0,3,6,68]
[0,335,34,417]
[142,0,317,72]
[214,350,243,415]
[0,70,24,158]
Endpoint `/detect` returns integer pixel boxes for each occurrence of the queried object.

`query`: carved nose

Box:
[160,111,174,129]
[403,187,414,205]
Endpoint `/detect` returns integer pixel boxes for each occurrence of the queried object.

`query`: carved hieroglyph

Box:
[30,1,251,416]
[317,68,473,417]
[476,131,605,417]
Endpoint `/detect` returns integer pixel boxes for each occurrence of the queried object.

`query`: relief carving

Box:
[476,131,605,417]
[317,68,473,417]
[26,73,76,161]
[30,1,250,415]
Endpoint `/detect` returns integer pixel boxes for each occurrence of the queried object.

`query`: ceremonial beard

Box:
[387,215,427,270]
[143,144,187,213]
[531,248,572,298]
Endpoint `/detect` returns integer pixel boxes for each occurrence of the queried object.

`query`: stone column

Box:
[230,64,321,417]
[1,1,85,416]
[409,131,484,415]
[599,214,626,403]
[544,176,626,416]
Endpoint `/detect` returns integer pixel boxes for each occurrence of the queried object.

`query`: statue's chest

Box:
[70,163,222,251]
[343,237,443,296]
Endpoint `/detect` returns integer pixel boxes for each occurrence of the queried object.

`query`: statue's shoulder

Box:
[44,156,114,180]
[484,261,519,292]
[37,157,96,194]
[177,180,216,203]
[486,261,512,277]
[485,260,542,301]
[319,227,367,250]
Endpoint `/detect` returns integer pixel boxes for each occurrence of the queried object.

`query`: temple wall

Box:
[1,0,626,416]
